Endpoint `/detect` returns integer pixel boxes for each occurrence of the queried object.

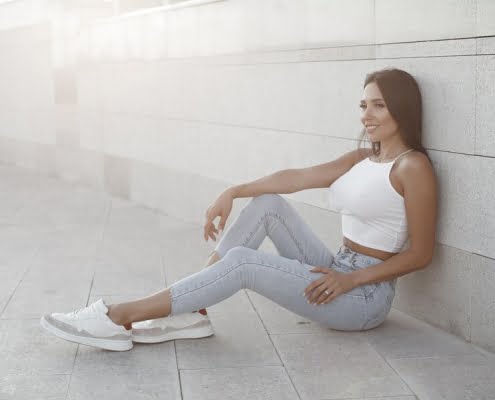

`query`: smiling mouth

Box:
[366,125,378,132]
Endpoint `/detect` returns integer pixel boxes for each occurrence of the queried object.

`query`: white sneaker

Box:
[131,312,214,344]
[40,299,133,352]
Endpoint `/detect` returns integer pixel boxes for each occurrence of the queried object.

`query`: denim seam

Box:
[361,286,395,329]
[241,210,309,264]
[171,260,365,301]
[362,307,388,330]
[350,258,380,300]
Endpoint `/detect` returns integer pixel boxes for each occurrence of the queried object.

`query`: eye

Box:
[359,104,385,109]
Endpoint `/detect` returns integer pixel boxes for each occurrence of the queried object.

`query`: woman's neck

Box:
[375,138,410,161]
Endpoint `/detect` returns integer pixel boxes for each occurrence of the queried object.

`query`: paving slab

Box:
[389,353,495,400]
[180,366,299,400]
[175,291,282,370]
[0,319,77,375]
[364,308,480,360]
[271,332,414,400]
[0,372,70,400]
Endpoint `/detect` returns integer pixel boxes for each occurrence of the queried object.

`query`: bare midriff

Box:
[343,236,397,261]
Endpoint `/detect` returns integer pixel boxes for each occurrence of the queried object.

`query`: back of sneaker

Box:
[132,313,213,344]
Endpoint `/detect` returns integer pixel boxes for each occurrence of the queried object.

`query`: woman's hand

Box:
[203,189,235,242]
[304,267,357,305]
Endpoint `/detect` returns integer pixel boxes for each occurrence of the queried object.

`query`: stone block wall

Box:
[0,0,494,353]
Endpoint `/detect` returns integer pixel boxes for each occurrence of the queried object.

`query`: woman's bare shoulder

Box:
[397,151,437,186]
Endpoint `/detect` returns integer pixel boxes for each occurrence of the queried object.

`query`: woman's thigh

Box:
[215,194,335,268]
[170,246,369,331]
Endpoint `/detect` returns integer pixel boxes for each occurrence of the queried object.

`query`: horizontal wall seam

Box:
[93,52,487,67]
[97,113,495,160]
[472,252,495,262]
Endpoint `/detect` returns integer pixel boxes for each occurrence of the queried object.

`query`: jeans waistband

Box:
[338,244,388,262]
[337,244,369,258]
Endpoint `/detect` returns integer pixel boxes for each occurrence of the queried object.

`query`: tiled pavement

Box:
[0,163,494,400]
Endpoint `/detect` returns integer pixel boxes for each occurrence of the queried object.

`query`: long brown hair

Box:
[358,68,431,163]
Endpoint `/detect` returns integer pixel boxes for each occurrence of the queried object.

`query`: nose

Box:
[361,107,374,124]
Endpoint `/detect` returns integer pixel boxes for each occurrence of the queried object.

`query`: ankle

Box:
[106,304,128,327]
[204,251,221,269]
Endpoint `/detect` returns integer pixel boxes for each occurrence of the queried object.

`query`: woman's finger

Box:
[307,280,327,303]
[321,283,341,304]
[323,290,340,304]
[316,284,337,305]
[307,273,332,298]
[306,270,330,289]
[310,267,329,273]
[311,285,330,305]
[204,219,213,241]
[304,277,326,299]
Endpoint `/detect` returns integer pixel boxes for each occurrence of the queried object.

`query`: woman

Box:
[40,68,438,351]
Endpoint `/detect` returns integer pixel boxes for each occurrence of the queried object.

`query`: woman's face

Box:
[360,82,400,143]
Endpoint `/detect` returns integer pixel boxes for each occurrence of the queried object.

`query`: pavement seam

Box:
[175,341,184,400]
[363,337,418,399]
[65,192,110,400]
[244,289,303,400]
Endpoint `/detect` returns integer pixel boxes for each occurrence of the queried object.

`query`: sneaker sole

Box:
[40,316,133,352]
[132,324,214,344]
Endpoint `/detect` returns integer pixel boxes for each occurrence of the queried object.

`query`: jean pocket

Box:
[361,308,388,330]
[361,287,393,330]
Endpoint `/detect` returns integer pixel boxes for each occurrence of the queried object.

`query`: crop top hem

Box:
[342,234,403,253]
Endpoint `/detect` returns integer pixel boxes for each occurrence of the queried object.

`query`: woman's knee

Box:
[250,193,287,211]
[224,245,252,260]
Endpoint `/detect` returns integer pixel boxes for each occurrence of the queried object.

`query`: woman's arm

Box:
[350,152,438,286]
[228,169,301,199]
[229,149,373,199]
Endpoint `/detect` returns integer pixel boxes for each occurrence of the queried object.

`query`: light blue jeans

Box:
[169,194,396,331]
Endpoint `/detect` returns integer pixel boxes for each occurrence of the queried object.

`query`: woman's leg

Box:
[213,193,335,267]
[108,252,221,328]
[168,246,368,331]
[107,194,337,326]
[108,247,369,331]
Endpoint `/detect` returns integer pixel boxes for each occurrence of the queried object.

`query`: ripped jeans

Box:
[169,194,396,331]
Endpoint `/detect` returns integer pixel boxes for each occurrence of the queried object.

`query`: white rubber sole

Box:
[40,316,133,352]
[132,324,214,344]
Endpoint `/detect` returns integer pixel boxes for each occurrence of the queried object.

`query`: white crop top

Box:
[328,149,414,253]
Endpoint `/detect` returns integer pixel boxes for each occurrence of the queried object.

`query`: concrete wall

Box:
[0,0,494,353]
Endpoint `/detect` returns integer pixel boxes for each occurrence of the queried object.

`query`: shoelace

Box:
[68,302,99,319]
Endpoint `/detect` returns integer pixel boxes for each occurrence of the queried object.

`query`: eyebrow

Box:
[360,98,384,103]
